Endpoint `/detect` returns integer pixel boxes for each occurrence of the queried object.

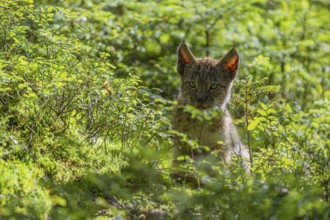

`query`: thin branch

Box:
[244,78,253,169]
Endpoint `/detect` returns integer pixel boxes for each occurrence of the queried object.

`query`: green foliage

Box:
[0,0,329,219]
[0,161,51,219]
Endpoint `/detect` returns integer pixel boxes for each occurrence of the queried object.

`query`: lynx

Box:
[172,41,250,175]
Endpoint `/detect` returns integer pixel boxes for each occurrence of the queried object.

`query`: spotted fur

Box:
[172,42,250,173]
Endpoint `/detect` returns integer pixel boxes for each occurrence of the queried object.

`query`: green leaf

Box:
[247,119,259,131]
[285,103,293,113]
[257,109,267,116]
[47,6,53,12]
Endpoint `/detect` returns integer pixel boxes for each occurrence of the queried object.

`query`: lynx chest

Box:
[172,109,224,148]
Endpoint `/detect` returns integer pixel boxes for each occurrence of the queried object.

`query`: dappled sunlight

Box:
[0,0,329,219]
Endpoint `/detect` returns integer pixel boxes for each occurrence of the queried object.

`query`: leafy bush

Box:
[0,0,329,219]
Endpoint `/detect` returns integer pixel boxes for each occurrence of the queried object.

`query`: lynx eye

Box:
[209,83,221,91]
[186,81,197,89]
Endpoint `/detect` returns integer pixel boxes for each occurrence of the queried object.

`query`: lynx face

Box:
[177,42,240,109]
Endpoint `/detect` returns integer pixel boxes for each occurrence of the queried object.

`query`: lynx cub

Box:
[172,41,250,173]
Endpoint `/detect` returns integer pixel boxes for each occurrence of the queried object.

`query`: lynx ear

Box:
[217,46,240,80]
[177,41,196,74]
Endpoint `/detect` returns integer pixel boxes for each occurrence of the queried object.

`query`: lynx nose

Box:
[197,96,207,103]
